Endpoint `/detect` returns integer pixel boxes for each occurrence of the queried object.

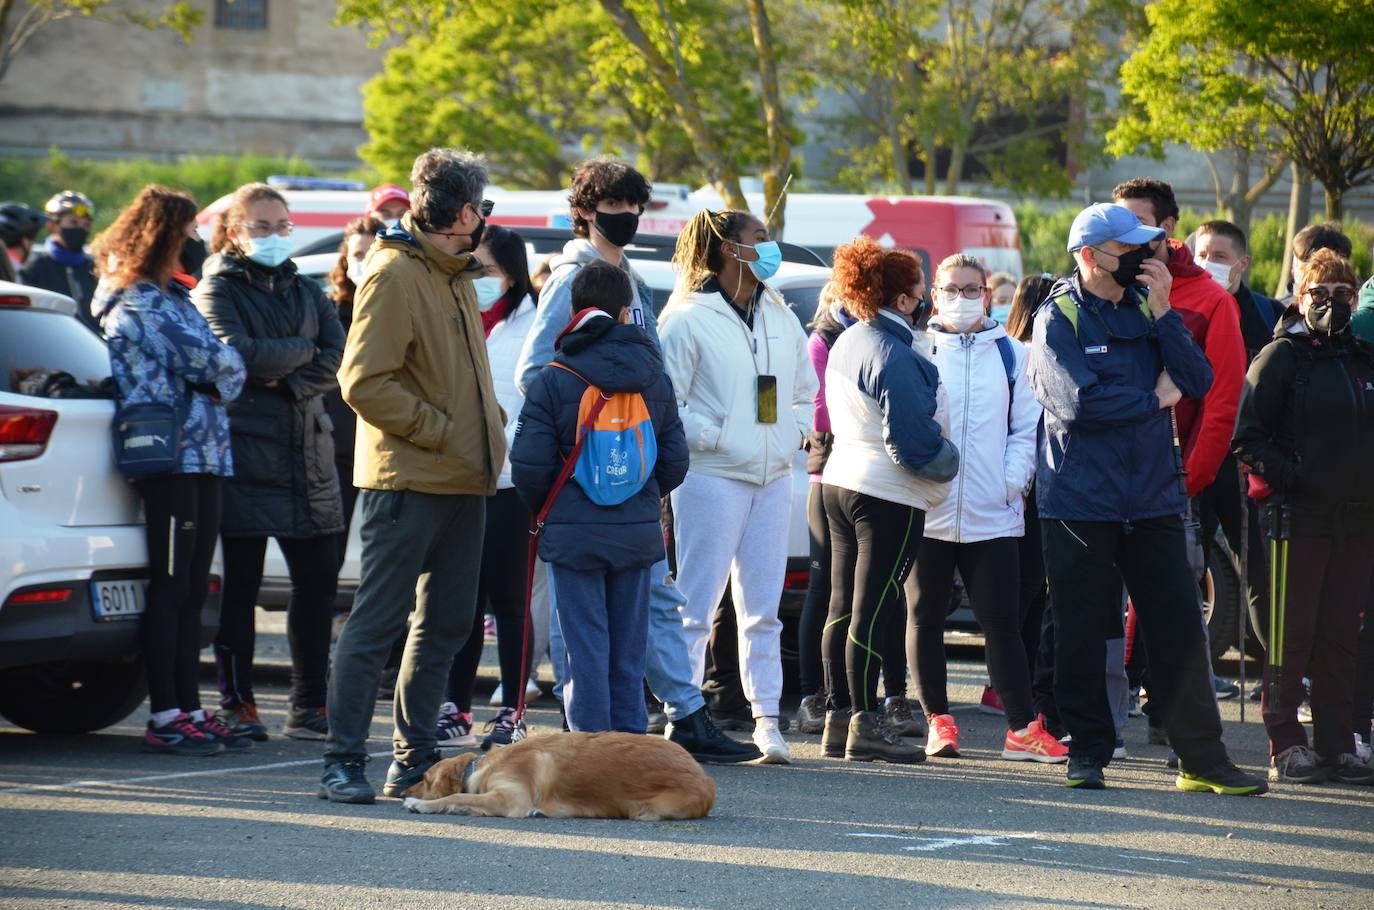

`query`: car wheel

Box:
[0,659,148,734]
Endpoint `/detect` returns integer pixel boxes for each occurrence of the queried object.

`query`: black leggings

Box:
[135,474,222,715]
[215,533,339,710]
[799,483,829,696]
[908,536,1034,730]
[822,485,922,714]
[446,488,533,711]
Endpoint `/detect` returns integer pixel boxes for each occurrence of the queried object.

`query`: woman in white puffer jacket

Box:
[904,254,1066,765]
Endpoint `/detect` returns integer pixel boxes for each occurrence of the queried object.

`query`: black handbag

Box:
[111,402,181,479]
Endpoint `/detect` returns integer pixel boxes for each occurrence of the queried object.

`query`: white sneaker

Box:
[752,718,790,764]
[1356,735,1372,765]
[525,678,542,702]
[488,684,504,706]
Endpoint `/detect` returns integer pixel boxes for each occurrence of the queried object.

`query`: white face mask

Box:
[346,260,366,287]
[1200,258,1234,291]
[939,295,985,332]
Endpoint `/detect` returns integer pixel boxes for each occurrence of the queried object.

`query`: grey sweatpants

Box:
[324,489,484,768]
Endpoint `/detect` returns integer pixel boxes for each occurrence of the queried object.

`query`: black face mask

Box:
[59,226,88,251]
[1099,245,1151,289]
[179,236,208,275]
[1306,300,1352,336]
[593,210,639,247]
[468,216,486,251]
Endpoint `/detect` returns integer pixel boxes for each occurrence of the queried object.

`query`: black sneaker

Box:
[1177,760,1268,795]
[283,705,329,741]
[318,759,375,804]
[195,713,253,752]
[1066,756,1106,789]
[382,753,441,798]
[141,713,223,757]
[709,706,755,732]
[668,706,762,763]
[1324,751,1374,786]
[481,707,528,750]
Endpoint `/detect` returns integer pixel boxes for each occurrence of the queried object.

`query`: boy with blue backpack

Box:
[511,260,690,733]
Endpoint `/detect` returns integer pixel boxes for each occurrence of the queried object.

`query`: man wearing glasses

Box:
[321,148,508,804]
[1028,202,1267,796]
[21,190,98,331]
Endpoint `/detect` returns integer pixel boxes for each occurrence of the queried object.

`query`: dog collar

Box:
[462,754,483,792]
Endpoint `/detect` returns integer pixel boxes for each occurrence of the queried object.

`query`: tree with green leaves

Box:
[1110,0,1374,222]
[0,0,199,85]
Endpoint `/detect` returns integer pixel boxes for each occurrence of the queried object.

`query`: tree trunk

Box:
[923,144,937,195]
[1324,185,1343,221]
[746,0,791,239]
[1275,162,1313,298]
[943,142,966,196]
[887,82,912,194]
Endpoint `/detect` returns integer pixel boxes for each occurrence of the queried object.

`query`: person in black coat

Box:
[1232,249,1374,787]
[193,183,346,741]
[511,261,689,734]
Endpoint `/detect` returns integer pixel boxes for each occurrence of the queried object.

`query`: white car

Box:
[0,281,222,733]
[259,239,830,616]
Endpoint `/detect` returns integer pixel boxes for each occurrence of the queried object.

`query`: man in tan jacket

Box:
[321,148,507,804]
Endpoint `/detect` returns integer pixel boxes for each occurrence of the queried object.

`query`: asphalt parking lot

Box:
[1,614,1371,910]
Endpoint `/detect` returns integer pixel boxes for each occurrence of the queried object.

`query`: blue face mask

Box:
[737,240,782,282]
[990,304,1012,324]
[474,276,504,311]
[245,234,292,269]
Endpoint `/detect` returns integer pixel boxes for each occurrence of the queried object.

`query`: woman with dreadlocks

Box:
[658,210,816,764]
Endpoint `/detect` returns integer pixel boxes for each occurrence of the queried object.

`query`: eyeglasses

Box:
[937,284,987,301]
[1305,285,1355,305]
[240,221,294,238]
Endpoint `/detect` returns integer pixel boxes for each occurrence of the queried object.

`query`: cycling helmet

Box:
[0,202,45,247]
[44,190,95,220]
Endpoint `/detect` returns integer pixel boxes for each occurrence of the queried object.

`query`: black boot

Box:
[822,709,851,759]
[668,707,762,763]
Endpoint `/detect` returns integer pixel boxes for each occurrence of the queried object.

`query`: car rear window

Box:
[780,283,824,329]
[0,309,111,394]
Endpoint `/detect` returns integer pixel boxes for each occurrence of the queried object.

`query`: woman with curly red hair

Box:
[819,235,958,764]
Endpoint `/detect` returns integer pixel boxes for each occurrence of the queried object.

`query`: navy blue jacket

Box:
[1029,273,1213,523]
[511,318,689,571]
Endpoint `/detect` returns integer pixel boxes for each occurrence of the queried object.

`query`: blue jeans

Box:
[550,557,703,721]
[550,563,651,733]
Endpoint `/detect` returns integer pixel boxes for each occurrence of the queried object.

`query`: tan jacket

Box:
[339,213,506,494]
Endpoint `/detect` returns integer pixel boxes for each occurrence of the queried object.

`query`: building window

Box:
[214,0,268,30]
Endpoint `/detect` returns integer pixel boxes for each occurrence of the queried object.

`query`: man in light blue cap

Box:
[1026,203,1268,796]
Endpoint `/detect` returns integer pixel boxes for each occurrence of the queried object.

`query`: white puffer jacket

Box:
[487,295,537,489]
[659,287,816,486]
[923,317,1041,542]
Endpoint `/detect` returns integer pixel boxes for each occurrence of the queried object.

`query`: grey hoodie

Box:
[515,238,658,394]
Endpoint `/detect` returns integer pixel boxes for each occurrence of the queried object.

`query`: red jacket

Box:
[1164,240,1245,497]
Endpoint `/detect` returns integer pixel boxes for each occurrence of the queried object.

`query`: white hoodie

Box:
[486,294,537,489]
[923,317,1041,542]
[659,287,816,486]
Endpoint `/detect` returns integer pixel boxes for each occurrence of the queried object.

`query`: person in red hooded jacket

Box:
[1112,178,1248,725]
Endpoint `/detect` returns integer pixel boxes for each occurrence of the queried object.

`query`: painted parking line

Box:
[0,749,393,796]
[846,831,1038,852]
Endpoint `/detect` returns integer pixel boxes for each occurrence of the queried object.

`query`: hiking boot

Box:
[1268,745,1326,784]
[195,713,253,752]
[283,705,329,741]
[318,759,375,804]
[1324,751,1374,785]
[667,707,762,763]
[752,717,791,764]
[481,707,528,750]
[435,703,476,748]
[821,709,851,758]
[1065,756,1106,789]
[795,694,825,735]
[845,710,925,764]
[884,696,927,737]
[141,713,223,757]
[382,753,441,798]
[1178,760,1268,795]
[1002,717,1069,763]
[978,685,1005,716]
[925,713,960,758]
[220,702,268,742]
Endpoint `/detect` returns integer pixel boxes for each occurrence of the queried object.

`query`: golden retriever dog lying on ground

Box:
[402,731,716,820]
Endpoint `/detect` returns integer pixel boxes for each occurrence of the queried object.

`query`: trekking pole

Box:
[1266,506,1289,710]
[1237,468,1248,724]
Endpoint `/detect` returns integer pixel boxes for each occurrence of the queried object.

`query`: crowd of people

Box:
[10,147,1374,801]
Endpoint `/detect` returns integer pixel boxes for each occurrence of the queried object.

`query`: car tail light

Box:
[7,587,73,605]
[783,570,810,591]
[0,294,32,307]
[208,578,222,594]
[0,405,58,462]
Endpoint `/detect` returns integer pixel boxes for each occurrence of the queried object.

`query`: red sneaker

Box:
[1002,716,1070,763]
[978,685,1005,716]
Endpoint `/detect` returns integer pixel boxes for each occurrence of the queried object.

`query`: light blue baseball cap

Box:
[1066,203,1166,252]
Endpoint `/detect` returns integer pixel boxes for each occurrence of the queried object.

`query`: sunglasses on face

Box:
[1305,285,1355,305]
[473,199,495,218]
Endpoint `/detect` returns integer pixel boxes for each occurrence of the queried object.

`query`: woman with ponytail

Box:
[659,210,816,764]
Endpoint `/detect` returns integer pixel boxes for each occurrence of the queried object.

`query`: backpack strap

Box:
[1053,291,1153,337]
[994,334,1016,433]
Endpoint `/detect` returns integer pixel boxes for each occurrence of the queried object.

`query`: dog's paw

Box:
[403,798,423,814]
[526,808,547,818]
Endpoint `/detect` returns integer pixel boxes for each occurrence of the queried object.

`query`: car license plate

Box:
[91,579,148,621]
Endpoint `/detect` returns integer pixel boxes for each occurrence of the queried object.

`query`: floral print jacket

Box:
[95,279,246,476]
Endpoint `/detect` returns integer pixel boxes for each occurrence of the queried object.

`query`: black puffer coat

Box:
[193,251,346,538]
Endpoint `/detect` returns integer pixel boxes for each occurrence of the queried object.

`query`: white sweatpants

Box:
[671,471,791,717]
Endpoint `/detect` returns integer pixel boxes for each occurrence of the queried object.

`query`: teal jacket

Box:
[1351,277,1374,344]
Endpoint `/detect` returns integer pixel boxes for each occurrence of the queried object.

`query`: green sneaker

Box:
[1176,761,1268,796]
